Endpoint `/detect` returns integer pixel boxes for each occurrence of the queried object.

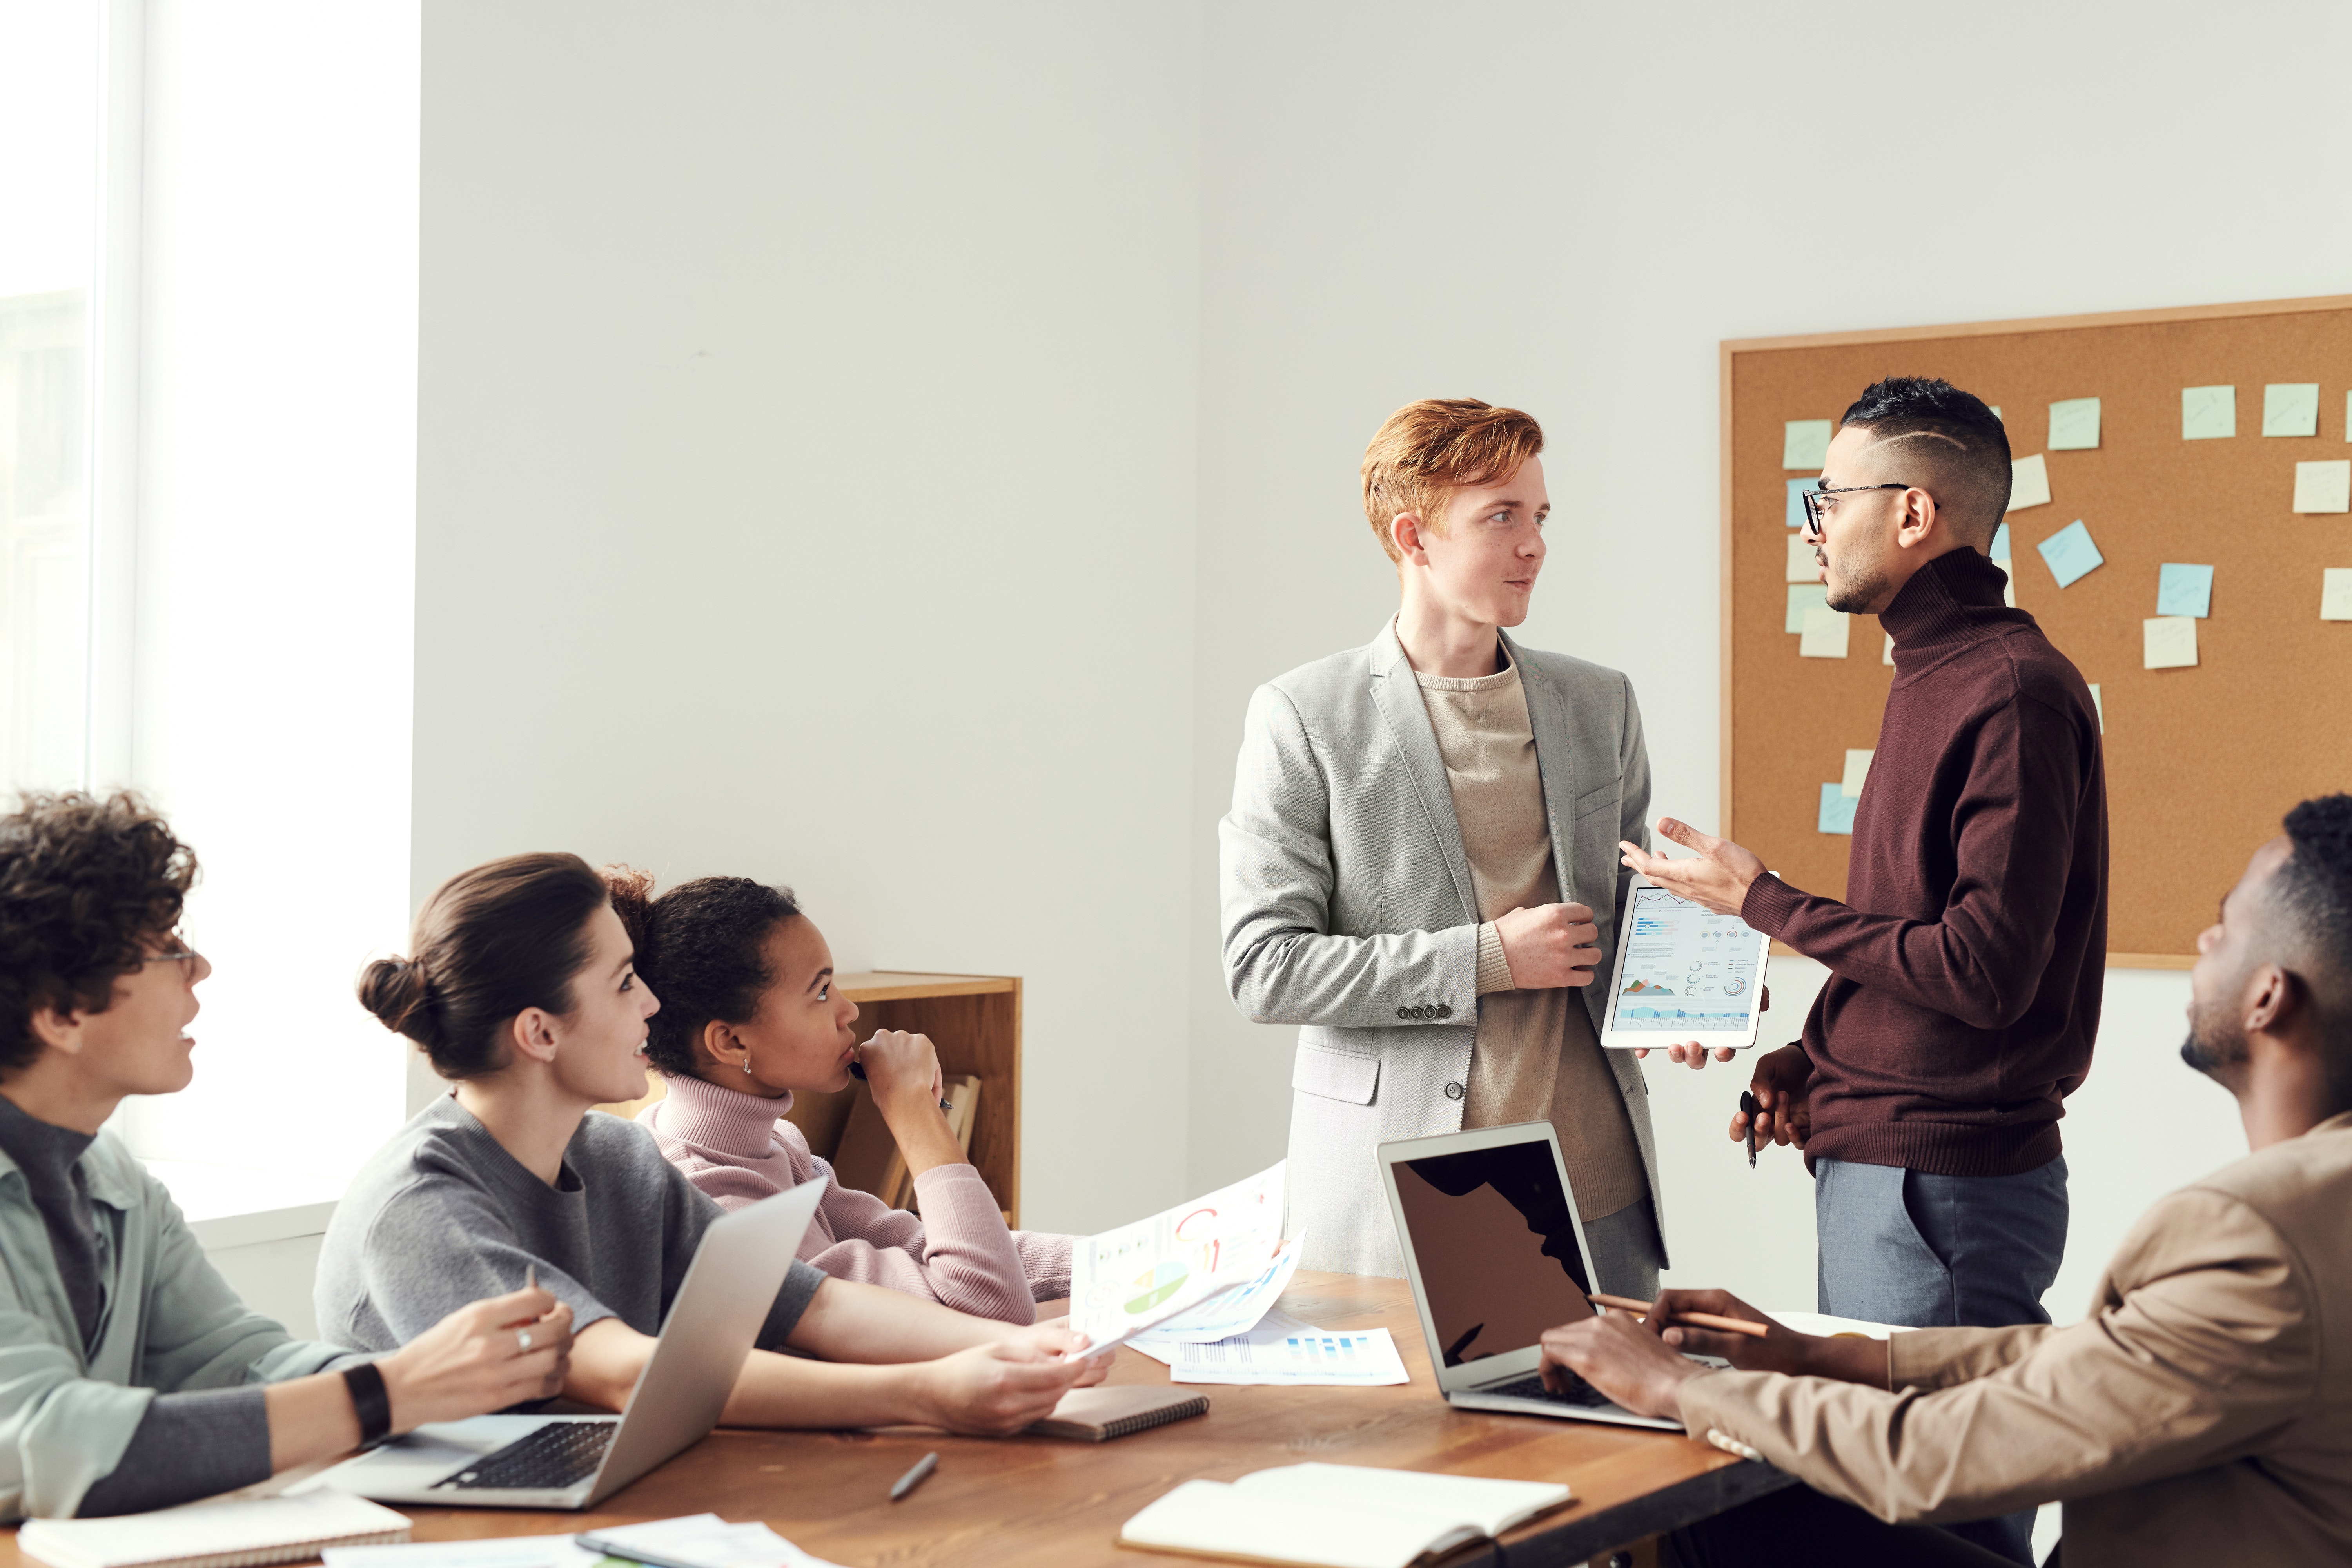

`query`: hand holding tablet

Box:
[1599,872,1773,1056]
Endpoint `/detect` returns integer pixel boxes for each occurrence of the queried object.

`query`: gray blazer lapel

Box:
[1365,621,1479,925]
[1505,629,1582,909]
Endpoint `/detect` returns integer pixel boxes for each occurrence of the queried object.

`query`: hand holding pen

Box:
[851,1029,956,1111]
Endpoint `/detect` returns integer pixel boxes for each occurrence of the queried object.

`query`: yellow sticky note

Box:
[1785,534,1820,583]
[2007,453,2051,511]
[2182,385,2236,440]
[2293,460,2352,514]
[1989,405,2002,422]
[2143,616,2198,670]
[2047,398,2100,450]
[2087,682,2104,734]
[1840,748,1873,798]
[1800,604,1850,658]
[2322,568,2352,621]
[1993,555,2016,607]
[1783,420,1833,470]
[2263,383,2320,437]
[1882,632,1895,666]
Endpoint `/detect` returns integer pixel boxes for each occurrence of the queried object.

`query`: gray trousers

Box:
[1816,1155,2069,1566]
[1581,1195,1664,1302]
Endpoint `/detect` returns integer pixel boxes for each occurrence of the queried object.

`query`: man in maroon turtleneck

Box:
[1623,377,2107,1565]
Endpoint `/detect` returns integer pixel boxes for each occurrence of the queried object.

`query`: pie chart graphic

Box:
[1126,1260,1189,1314]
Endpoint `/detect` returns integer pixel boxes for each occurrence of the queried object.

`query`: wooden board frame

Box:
[1722,294,2352,969]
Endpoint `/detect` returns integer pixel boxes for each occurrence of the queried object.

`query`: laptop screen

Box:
[1390,1137,1595,1369]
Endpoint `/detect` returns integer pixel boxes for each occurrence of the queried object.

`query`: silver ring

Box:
[517,1329,534,1352]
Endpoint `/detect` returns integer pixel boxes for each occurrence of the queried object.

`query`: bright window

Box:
[0,0,102,792]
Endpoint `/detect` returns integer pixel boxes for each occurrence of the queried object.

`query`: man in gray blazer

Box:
[1220,398,1673,1287]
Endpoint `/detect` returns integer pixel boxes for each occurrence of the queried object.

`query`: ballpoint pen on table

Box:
[890,1451,939,1502]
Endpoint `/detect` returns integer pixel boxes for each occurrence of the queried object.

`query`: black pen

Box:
[1740,1091,1759,1168]
[890,1450,939,1502]
[849,1057,955,1112]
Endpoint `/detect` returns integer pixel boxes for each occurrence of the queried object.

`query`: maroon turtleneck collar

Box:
[1879,546,2031,678]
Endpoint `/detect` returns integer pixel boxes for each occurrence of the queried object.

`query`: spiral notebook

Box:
[1025,1385,1209,1441]
[18,1492,409,1568]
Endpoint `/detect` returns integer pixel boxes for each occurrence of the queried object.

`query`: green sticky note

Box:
[2047,398,2100,450]
[1786,583,1829,632]
[1818,783,1857,835]
[1989,405,2002,422]
[2264,383,2320,437]
[1786,477,1821,527]
[1783,420,1833,470]
[2182,385,2236,440]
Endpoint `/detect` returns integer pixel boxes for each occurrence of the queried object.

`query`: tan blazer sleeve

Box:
[1676,1187,2319,1526]
[1887,1323,2060,1390]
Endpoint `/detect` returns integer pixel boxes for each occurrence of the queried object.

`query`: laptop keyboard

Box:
[435,1419,619,1492]
[1483,1371,1611,1408]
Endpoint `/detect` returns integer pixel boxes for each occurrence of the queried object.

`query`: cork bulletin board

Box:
[1721,295,2352,966]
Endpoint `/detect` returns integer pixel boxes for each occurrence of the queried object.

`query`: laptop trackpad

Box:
[305,1416,549,1494]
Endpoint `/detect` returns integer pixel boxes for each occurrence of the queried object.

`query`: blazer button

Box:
[1397,1007,1410,1020]
[1444,1081,1464,1101]
[1437,1004,1453,1020]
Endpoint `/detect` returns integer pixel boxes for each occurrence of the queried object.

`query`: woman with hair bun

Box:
[604,869,1072,1324]
[0,794,573,1521]
[316,853,1104,1435]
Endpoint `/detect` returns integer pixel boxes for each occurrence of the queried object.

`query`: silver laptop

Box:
[301,1176,826,1510]
[1378,1123,1714,1431]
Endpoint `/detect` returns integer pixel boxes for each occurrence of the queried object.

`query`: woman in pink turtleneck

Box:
[604,871,1072,1325]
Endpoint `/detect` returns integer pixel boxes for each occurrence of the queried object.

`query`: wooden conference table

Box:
[1,1272,1789,1568]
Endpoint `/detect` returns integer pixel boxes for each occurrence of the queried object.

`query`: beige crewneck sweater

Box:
[1415,655,1647,1222]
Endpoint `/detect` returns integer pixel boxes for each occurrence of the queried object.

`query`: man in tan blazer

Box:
[1539,794,2352,1568]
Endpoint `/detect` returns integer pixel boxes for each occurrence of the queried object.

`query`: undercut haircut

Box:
[0,792,198,1076]
[1361,399,1544,564]
[1838,377,2012,548]
[2270,793,2352,1091]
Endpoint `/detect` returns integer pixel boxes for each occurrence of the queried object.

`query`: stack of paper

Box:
[20,1493,408,1568]
[579,1514,847,1568]
[1162,1309,1410,1387]
[1119,1464,1570,1568]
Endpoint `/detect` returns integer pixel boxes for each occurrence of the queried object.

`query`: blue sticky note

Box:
[1786,478,1821,528]
[1786,583,1829,632]
[2156,563,2213,618]
[1989,522,2011,558]
[2036,521,2104,588]
[1818,783,1857,835]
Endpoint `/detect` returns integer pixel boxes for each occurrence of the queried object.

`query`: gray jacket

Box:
[1219,619,1664,1278]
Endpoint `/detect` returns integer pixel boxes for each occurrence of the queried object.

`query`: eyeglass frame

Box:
[140,936,203,983]
[1798,481,1914,539]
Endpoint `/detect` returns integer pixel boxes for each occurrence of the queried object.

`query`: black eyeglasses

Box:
[1799,482,1911,537]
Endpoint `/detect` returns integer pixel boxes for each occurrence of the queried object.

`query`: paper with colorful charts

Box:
[1067,1161,1289,1357]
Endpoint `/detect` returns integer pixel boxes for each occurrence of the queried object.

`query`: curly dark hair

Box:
[603,868,800,1076]
[2276,795,2352,1061]
[0,792,199,1076]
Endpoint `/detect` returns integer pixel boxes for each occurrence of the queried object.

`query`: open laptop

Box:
[1377,1123,1716,1431]
[300,1176,826,1510]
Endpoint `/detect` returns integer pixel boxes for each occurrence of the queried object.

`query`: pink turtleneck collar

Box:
[648,1071,797,1158]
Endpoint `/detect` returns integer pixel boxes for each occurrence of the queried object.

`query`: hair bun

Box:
[600,864,658,969]
[357,955,441,1049]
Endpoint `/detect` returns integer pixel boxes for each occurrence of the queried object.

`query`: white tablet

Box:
[1599,877,1771,1051]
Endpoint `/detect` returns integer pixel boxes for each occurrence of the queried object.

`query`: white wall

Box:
[413,2,1202,1232]
[118,0,419,1177]
[1185,0,2352,1308]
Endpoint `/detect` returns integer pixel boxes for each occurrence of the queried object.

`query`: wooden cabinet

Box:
[595,971,1023,1227]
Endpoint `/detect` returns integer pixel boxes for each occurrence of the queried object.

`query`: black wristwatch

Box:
[341,1361,393,1448]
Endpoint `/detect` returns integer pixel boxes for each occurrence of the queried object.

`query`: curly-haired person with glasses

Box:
[0,792,574,1521]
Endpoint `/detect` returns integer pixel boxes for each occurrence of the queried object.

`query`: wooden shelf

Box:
[595,970,1024,1226]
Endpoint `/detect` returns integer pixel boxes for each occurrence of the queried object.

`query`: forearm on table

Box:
[719,1348,933,1429]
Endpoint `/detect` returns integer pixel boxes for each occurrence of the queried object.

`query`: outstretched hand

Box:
[1619,818,1768,918]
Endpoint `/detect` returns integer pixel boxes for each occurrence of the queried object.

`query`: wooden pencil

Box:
[1589,1292,1771,1339]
